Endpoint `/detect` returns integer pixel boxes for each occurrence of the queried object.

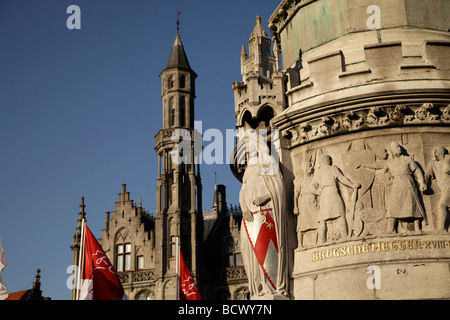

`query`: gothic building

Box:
[71,31,246,300]
[73,0,449,301]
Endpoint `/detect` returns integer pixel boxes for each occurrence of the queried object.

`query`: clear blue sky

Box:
[0,0,280,300]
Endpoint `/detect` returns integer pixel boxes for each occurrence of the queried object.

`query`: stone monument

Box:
[233,0,449,299]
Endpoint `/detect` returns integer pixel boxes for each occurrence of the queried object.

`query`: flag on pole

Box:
[79,223,126,300]
[178,248,201,300]
[0,232,8,300]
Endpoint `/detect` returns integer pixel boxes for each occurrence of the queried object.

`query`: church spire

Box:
[165,13,192,71]
[79,196,86,220]
[156,25,202,286]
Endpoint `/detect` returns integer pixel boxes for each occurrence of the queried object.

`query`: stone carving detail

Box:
[284,103,450,148]
[293,161,319,248]
[116,228,131,242]
[133,270,155,282]
[426,147,450,233]
[312,154,360,244]
[361,142,428,234]
[117,273,129,284]
[294,141,449,249]
[366,107,389,126]
[226,266,247,281]
[442,105,450,121]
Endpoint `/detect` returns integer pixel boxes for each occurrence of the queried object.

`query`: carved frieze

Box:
[282,103,450,149]
[293,138,450,250]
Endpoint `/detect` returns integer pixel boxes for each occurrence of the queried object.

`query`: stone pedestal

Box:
[251,293,291,300]
[293,234,450,299]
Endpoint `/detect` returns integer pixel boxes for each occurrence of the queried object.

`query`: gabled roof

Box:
[5,290,29,300]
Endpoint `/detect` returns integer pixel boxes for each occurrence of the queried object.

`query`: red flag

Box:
[179,249,201,300]
[79,223,126,300]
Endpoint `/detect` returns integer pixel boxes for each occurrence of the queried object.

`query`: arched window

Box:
[179,75,186,88]
[136,290,155,300]
[171,108,176,127]
[168,75,175,89]
[234,287,249,300]
[169,97,175,127]
[180,96,186,127]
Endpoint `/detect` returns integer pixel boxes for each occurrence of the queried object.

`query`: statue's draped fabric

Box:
[240,163,288,298]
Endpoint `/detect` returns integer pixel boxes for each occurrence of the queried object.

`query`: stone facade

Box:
[231,0,449,299]
[232,15,286,138]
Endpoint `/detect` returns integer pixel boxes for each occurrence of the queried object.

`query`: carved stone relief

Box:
[361,142,428,234]
[312,153,360,244]
[293,136,450,249]
[115,228,131,243]
[293,161,319,248]
[426,146,450,233]
[283,103,450,149]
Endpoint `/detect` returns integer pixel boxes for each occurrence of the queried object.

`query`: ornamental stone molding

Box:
[280,102,450,148]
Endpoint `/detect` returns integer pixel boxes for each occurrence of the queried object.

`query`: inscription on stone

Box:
[312,239,449,262]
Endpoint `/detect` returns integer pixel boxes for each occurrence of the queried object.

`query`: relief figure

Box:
[359,142,427,234]
[293,162,319,248]
[313,154,361,244]
[426,146,450,232]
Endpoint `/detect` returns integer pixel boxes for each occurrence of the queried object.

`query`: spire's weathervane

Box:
[177,11,181,33]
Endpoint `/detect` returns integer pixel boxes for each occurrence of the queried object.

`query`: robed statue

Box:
[238,130,290,299]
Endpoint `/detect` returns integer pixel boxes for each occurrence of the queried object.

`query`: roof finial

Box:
[79,196,86,217]
[177,11,181,33]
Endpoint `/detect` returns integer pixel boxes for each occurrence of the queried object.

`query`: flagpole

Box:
[76,218,86,300]
[175,236,180,301]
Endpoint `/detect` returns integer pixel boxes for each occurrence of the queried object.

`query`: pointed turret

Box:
[241,44,247,57]
[79,196,86,220]
[250,15,269,39]
[232,14,287,143]
[240,44,248,76]
[156,27,203,291]
[165,33,191,71]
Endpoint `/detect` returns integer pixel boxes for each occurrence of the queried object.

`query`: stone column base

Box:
[292,234,450,299]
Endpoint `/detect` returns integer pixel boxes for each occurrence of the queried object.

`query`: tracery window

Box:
[136,290,155,300]
[116,243,131,272]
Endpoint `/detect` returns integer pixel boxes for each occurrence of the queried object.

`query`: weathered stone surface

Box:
[237,0,450,300]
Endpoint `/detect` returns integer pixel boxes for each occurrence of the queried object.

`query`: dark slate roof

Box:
[165,33,191,70]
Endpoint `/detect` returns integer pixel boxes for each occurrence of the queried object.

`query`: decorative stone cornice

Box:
[279,102,450,149]
[268,0,318,49]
